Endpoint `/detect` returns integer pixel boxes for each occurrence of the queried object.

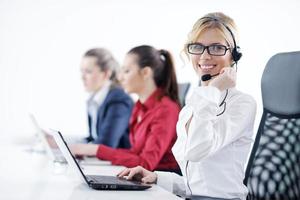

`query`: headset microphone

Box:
[201,73,219,81]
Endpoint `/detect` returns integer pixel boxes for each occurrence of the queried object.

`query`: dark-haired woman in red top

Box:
[71,45,180,172]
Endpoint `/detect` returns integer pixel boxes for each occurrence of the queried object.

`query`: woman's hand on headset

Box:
[209,67,236,91]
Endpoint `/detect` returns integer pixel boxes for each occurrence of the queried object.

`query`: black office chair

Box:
[244,51,300,200]
[178,82,191,107]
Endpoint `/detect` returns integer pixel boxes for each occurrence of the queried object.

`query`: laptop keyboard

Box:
[87,175,138,185]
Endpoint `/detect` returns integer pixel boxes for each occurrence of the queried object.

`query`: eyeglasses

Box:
[187,43,230,56]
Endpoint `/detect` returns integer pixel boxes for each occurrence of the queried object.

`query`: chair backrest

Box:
[244,51,300,200]
[178,82,191,107]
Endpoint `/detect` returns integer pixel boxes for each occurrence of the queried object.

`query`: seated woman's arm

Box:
[174,86,256,162]
[97,105,178,171]
[117,166,186,197]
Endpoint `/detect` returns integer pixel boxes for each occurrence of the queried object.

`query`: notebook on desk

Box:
[52,130,151,190]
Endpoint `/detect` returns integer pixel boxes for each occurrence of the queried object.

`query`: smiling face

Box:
[190,28,233,83]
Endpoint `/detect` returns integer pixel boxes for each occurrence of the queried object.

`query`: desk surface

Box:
[1,144,181,200]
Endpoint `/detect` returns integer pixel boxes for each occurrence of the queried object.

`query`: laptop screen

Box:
[29,114,66,163]
[52,130,90,184]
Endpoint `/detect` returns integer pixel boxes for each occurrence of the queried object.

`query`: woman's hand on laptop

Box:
[69,144,98,157]
[117,166,157,184]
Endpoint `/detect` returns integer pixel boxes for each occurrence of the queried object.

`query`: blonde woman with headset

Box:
[117,12,256,200]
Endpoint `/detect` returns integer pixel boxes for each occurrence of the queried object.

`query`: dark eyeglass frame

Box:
[187,43,231,56]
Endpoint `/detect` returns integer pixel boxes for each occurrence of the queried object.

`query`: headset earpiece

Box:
[232,47,242,62]
[200,16,242,64]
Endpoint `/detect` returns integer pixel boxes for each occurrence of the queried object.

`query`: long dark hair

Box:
[128,45,179,105]
[84,48,119,84]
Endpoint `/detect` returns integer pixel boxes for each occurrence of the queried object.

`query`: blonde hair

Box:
[183,12,239,58]
[84,48,119,83]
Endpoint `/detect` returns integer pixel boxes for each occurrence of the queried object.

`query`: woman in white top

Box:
[117,12,256,200]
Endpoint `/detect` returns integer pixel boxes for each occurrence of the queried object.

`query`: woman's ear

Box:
[141,66,153,80]
[104,70,113,80]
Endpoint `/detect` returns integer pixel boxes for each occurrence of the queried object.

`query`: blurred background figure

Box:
[71,45,181,173]
[80,48,133,148]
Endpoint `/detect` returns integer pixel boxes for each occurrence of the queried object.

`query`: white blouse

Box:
[157,86,256,200]
[87,80,111,140]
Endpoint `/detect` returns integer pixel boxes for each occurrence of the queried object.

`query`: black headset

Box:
[200,17,242,63]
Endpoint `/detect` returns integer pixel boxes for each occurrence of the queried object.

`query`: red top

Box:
[96,89,180,171]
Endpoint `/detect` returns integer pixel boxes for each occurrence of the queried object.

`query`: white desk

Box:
[0,144,181,200]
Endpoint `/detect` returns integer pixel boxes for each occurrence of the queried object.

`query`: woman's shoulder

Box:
[109,85,125,95]
[106,86,133,104]
[157,96,181,113]
[148,96,180,122]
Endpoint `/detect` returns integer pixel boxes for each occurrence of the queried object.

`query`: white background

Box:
[1,0,299,142]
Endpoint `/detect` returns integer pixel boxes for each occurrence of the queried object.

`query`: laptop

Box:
[52,130,152,190]
[30,114,111,166]
[29,114,67,163]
